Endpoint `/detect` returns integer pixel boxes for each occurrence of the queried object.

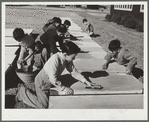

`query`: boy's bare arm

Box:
[83,24,89,32]
[17,47,27,69]
[18,47,26,62]
[24,48,34,61]
[102,52,113,69]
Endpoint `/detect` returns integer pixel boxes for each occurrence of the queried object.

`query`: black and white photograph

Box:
[2,1,148,121]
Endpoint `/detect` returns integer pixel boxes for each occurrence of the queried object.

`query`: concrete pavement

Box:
[49,18,143,108]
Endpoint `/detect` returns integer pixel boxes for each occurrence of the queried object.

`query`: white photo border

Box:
[2,1,148,121]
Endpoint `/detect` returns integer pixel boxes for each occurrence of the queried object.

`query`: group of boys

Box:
[13,17,75,72]
[83,19,137,74]
[13,17,137,75]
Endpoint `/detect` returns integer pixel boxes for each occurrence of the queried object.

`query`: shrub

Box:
[105,13,143,32]
[105,14,112,21]
[136,20,143,32]
[111,14,121,24]
[120,14,132,25]
[123,17,137,29]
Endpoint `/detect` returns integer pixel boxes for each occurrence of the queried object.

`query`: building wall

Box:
[110,5,143,20]
[87,5,99,9]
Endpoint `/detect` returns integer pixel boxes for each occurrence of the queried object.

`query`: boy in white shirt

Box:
[15,41,101,108]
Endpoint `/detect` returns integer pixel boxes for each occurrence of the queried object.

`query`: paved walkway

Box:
[49,18,143,108]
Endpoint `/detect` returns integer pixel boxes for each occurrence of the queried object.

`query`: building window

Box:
[114,5,133,11]
[128,5,130,9]
[140,5,144,12]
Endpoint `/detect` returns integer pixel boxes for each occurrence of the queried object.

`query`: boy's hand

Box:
[62,87,74,95]
[17,63,21,69]
[85,82,103,89]
[84,81,92,87]
[102,63,109,70]
[126,67,132,75]
[17,59,25,64]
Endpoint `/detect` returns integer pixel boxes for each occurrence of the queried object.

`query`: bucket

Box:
[16,66,38,83]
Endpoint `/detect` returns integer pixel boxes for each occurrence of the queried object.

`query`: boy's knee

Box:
[28,49,34,55]
[42,48,48,53]
[42,48,48,57]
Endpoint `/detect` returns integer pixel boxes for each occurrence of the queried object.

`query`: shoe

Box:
[5,88,18,95]
[15,83,25,102]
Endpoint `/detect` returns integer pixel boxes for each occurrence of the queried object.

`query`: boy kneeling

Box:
[102,39,137,74]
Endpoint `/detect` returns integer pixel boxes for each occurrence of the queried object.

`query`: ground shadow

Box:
[79,50,90,53]
[81,71,109,82]
[67,34,84,41]
[5,95,16,108]
[58,70,109,87]
[132,67,144,79]
[90,34,100,38]
[58,74,78,87]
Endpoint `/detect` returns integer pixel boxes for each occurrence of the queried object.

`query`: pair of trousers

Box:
[16,69,51,108]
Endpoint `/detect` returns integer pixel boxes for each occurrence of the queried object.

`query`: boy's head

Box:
[108,39,121,53]
[83,18,88,25]
[56,24,67,37]
[13,28,25,42]
[35,41,44,53]
[54,17,62,27]
[62,41,80,63]
[64,20,71,29]
[52,17,58,21]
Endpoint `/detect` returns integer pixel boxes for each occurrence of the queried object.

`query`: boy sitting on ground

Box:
[13,28,35,71]
[102,39,137,75]
[83,18,94,37]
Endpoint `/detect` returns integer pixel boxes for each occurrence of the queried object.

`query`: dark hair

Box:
[62,41,81,55]
[52,17,58,21]
[13,28,25,41]
[83,18,87,23]
[54,17,62,24]
[35,41,44,53]
[64,20,71,26]
[57,24,67,33]
[108,39,121,51]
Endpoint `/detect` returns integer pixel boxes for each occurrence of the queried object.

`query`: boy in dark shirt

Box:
[43,17,61,32]
[102,39,137,74]
[40,24,67,58]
